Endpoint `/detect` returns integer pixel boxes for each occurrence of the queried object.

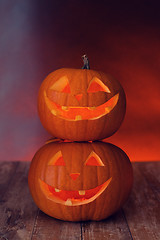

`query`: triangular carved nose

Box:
[70,173,80,180]
[75,94,82,102]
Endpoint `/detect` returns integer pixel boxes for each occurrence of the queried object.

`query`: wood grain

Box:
[123,162,160,240]
[81,210,132,240]
[0,161,159,240]
[0,162,38,240]
[31,211,81,240]
[0,162,18,199]
[137,162,160,200]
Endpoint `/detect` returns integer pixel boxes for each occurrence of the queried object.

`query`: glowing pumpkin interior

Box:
[39,150,112,206]
[44,75,119,121]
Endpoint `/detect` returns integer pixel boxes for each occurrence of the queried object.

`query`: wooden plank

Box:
[123,162,160,240]
[0,161,18,199]
[31,210,82,240]
[0,162,38,240]
[82,210,132,240]
[137,162,160,200]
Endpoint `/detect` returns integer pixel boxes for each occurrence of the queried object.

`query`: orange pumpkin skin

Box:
[28,141,133,221]
[38,68,126,141]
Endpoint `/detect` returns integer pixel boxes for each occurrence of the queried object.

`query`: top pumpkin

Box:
[38,68,126,141]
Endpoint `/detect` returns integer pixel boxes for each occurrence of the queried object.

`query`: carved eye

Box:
[87,77,111,93]
[84,151,105,166]
[48,151,65,166]
[50,76,71,93]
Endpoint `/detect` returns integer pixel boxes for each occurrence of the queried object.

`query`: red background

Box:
[0,0,160,161]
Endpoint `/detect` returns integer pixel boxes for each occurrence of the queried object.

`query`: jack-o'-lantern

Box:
[38,68,126,141]
[28,140,133,221]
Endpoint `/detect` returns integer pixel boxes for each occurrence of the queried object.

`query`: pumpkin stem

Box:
[82,54,90,69]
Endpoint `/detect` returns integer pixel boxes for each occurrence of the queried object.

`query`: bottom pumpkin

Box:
[28,140,133,221]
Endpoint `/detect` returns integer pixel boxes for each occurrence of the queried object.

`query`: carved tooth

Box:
[105,106,112,113]
[62,106,68,111]
[51,109,57,116]
[55,188,61,192]
[105,107,109,113]
[65,199,72,206]
[88,107,96,110]
[75,115,82,120]
[79,190,85,195]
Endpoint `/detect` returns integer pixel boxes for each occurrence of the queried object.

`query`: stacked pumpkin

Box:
[28,64,133,221]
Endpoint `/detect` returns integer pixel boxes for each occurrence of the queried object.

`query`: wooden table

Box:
[0,161,159,240]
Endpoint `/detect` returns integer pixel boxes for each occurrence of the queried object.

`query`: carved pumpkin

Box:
[38,68,126,141]
[28,140,133,221]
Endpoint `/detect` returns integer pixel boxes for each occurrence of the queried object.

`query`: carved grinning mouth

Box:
[39,178,112,206]
[44,91,119,121]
